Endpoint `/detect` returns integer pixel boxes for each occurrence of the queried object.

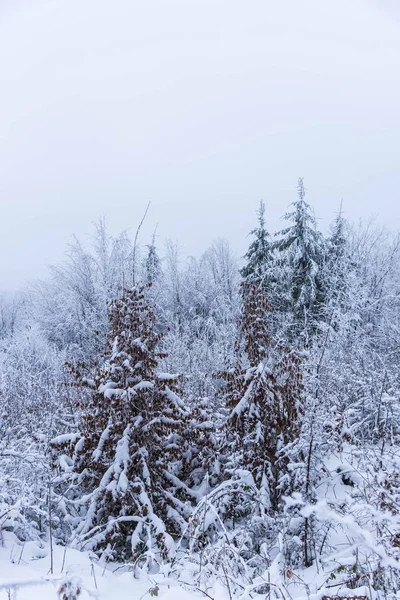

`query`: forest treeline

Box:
[1,179,400,596]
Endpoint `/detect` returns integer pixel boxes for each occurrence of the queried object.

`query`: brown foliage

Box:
[221,283,304,511]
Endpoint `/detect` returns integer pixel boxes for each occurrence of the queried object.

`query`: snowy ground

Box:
[0,532,221,600]
[0,529,377,600]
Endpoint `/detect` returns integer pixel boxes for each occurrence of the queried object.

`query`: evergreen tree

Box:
[53,285,191,562]
[328,205,347,263]
[276,178,325,343]
[221,283,303,512]
[144,231,161,285]
[323,206,353,312]
[240,200,272,286]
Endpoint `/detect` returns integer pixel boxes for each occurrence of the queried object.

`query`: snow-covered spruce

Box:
[52,286,192,563]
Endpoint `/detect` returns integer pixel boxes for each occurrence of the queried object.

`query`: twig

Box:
[61,546,67,573]
[91,563,98,590]
[18,542,25,565]
[132,201,151,286]
[221,562,232,600]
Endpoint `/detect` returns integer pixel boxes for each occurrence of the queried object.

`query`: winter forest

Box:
[1,179,400,599]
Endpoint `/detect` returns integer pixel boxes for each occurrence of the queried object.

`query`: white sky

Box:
[0,0,399,289]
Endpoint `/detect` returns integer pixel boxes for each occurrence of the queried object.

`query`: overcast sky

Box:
[0,0,399,290]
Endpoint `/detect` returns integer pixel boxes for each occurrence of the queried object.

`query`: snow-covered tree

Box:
[30,221,132,362]
[320,207,355,317]
[143,231,161,285]
[276,178,326,343]
[53,286,191,562]
[241,201,272,287]
[159,239,239,399]
[221,283,304,511]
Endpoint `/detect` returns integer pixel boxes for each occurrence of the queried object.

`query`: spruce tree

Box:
[144,231,161,285]
[240,200,272,287]
[276,178,325,343]
[221,283,303,512]
[324,207,352,310]
[328,205,347,263]
[53,285,190,562]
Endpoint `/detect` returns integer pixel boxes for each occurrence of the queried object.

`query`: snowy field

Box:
[0,525,381,600]
[0,532,211,600]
